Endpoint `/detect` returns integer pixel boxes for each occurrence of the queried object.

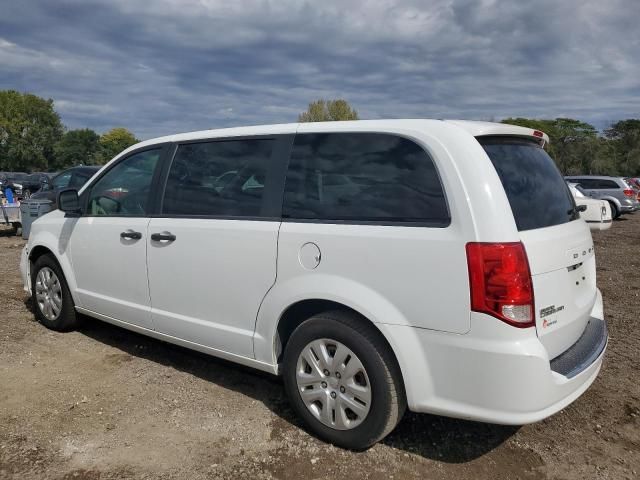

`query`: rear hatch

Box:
[479,137,597,359]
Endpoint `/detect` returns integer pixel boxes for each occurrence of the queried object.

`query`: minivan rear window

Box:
[479,137,576,231]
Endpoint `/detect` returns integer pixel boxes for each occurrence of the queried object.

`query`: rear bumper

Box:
[550,317,606,378]
[620,199,639,212]
[586,219,612,231]
[378,289,606,425]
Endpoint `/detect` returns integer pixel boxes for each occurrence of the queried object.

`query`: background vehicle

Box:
[0,172,28,198]
[625,177,640,201]
[626,177,640,189]
[564,175,639,218]
[21,120,607,450]
[567,183,612,230]
[30,166,100,208]
[0,172,53,199]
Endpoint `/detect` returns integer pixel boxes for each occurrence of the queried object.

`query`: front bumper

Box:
[377,289,607,425]
[20,246,31,294]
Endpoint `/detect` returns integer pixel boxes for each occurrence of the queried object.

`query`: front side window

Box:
[87,149,160,216]
[162,139,274,217]
[283,133,449,225]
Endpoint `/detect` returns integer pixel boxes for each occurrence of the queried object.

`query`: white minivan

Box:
[20,120,607,449]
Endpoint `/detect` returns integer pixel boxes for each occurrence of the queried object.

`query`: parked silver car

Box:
[564,175,640,218]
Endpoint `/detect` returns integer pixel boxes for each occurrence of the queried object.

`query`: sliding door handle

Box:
[150,232,176,242]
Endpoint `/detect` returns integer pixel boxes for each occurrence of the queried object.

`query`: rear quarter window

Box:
[479,137,576,232]
[283,132,449,225]
[599,179,620,189]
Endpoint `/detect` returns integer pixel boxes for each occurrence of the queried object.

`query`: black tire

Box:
[31,254,79,331]
[283,310,406,450]
[608,201,620,219]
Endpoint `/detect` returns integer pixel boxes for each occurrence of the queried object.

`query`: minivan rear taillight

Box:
[466,242,534,328]
[623,189,634,197]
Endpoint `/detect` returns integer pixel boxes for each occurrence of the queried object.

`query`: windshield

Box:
[479,137,577,232]
[567,183,586,198]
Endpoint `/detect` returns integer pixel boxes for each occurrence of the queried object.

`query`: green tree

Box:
[604,119,640,142]
[53,128,100,169]
[95,127,139,164]
[0,90,63,171]
[604,119,640,176]
[298,99,359,122]
[501,117,598,173]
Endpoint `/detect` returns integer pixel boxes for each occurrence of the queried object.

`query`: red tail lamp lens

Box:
[466,242,535,328]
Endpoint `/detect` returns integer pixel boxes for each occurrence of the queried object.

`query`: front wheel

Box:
[31,254,79,331]
[283,311,406,449]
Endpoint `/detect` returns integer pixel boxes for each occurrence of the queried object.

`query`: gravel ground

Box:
[0,216,638,480]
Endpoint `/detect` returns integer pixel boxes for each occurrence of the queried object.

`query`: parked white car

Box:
[567,183,612,231]
[20,120,607,449]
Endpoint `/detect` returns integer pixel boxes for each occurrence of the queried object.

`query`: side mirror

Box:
[58,189,81,216]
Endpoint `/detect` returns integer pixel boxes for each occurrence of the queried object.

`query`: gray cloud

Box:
[1,0,638,139]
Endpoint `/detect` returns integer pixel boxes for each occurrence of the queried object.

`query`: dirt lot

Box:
[1,216,639,480]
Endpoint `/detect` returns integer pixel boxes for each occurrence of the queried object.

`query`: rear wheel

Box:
[283,311,406,450]
[31,254,79,331]
[608,201,620,219]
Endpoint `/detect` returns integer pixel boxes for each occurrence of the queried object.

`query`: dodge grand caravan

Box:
[20,120,607,449]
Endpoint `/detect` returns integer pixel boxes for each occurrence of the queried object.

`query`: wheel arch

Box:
[27,241,79,304]
[275,299,386,362]
[601,197,620,218]
[29,244,56,265]
[262,297,409,404]
[599,195,621,208]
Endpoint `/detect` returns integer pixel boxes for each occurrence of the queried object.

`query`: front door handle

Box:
[120,230,142,240]
[151,232,176,242]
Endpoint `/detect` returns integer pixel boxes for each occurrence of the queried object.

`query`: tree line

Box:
[2,90,639,177]
[500,117,640,176]
[0,90,138,172]
[298,101,640,176]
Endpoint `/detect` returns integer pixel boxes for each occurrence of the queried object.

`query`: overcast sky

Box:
[1,0,639,139]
